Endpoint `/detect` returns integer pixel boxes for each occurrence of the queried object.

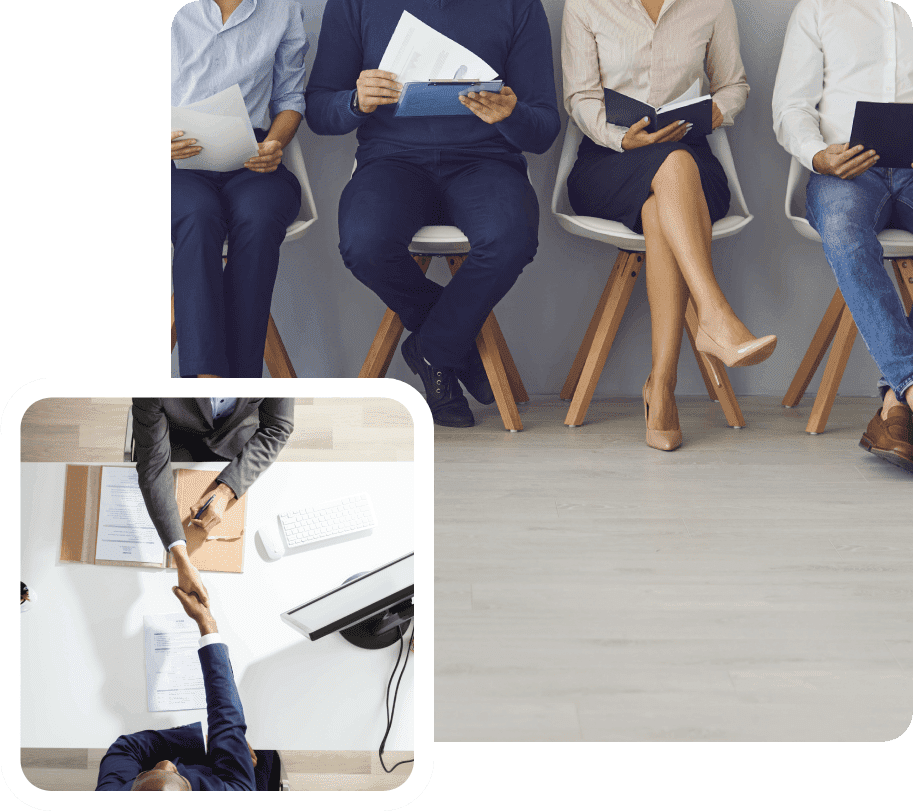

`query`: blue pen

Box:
[194,495,215,520]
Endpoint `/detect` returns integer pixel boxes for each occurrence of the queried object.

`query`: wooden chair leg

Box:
[782,288,846,408]
[560,251,642,401]
[482,313,529,404]
[171,294,177,353]
[359,256,431,378]
[683,298,746,428]
[564,250,643,426]
[891,258,913,315]
[806,303,857,434]
[447,256,524,431]
[264,315,297,378]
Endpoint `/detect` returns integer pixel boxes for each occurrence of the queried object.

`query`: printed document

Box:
[379,11,497,83]
[144,614,206,712]
[95,467,164,565]
[172,84,259,172]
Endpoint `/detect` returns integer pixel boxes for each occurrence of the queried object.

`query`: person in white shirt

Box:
[772,0,913,472]
[562,0,777,453]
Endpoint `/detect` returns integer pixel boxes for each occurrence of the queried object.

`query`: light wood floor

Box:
[20,397,414,789]
[20,398,414,462]
[434,395,912,741]
[20,749,412,791]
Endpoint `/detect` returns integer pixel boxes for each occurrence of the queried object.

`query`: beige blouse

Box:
[562,0,750,152]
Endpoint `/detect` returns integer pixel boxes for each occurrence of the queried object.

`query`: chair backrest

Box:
[551,119,751,221]
[282,137,318,242]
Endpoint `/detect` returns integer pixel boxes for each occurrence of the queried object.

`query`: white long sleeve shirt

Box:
[772,0,912,172]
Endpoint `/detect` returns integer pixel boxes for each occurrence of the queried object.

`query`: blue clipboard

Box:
[395,81,504,117]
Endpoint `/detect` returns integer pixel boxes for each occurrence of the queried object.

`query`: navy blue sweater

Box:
[305,0,560,164]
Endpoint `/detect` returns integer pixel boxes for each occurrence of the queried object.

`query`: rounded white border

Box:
[0,378,435,811]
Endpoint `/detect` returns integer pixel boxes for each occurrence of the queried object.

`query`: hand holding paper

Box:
[356,69,403,113]
[458,86,517,124]
[172,131,202,161]
[171,84,259,172]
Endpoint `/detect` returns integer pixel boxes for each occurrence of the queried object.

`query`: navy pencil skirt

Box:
[567,131,731,234]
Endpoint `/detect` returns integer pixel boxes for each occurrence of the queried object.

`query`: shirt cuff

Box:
[198,633,222,648]
[801,139,829,174]
[167,540,187,551]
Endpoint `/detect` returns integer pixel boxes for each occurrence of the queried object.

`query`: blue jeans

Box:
[171,129,301,378]
[338,151,539,370]
[806,168,913,401]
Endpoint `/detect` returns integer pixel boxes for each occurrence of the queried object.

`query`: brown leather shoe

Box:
[859,406,913,472]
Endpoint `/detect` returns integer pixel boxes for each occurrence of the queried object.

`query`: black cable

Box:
[378,624,415,774]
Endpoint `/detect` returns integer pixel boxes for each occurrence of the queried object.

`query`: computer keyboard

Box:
[278,493,377,549]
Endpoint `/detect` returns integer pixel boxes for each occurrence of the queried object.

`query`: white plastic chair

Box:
[356,162,530,432]
[170,136,318,377]
[551,120,753,427]
[781,156,913,433]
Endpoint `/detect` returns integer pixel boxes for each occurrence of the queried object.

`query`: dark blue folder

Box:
[395,81,503,117]
[849,102,913,169]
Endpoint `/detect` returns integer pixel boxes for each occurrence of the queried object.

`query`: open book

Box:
[604,79,712,135]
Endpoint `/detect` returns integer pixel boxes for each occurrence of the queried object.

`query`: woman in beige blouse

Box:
[562,0,776,451]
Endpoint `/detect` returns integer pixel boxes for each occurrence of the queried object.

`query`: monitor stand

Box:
[339,573,414,650]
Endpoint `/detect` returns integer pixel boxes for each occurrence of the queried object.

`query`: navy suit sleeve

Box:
[215,398,293,499]
[199,642,256,791]
[132,398,184,549]
[95,723,205,790]
[495,0,561,154]
[305,0,369,135]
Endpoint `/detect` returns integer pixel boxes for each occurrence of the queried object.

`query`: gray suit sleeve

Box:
[132,398,184,549]
[216,399,294,498]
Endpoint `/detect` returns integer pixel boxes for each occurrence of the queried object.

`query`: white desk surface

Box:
[20,461,414,751]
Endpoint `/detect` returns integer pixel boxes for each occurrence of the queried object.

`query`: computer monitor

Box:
[280,552,414,650]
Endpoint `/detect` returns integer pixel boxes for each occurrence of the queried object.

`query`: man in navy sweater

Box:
[306,0,560,427]
[95,587,275,790]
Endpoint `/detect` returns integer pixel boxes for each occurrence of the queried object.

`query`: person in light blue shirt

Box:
[172,0,309,378]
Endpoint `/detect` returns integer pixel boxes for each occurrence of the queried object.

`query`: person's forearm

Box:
[264,110,302,148]
[198,617,219,636]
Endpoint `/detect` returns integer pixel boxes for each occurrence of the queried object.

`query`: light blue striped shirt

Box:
[172,0,309,130]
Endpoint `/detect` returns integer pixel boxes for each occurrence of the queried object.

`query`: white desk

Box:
[20,462,414,751]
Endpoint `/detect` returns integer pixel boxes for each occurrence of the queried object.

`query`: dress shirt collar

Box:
[205,0,257,33]
[628,0,680,26]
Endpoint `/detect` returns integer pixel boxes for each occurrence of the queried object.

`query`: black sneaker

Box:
[401,333,475,427]
[456,344,495,405]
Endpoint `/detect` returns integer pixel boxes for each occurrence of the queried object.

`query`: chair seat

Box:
[789,219,912,257]
[408,225,471,255]
[555,212,752,250]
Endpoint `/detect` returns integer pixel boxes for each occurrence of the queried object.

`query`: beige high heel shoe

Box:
[695,326,777,368]
[642,376,682,452]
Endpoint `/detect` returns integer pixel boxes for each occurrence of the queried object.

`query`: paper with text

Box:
[379,11,497,83]
[144,614,206,712]
[172,84,259,172]
[95,467,164,565]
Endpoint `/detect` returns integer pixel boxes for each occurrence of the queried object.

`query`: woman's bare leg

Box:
[641,195,686,431]
[649,149,756,345]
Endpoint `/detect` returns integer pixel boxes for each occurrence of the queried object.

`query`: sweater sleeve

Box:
[494,0,561,155]
[304,0,370,135]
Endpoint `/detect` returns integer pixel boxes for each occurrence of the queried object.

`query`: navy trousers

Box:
[338,151,539,370]
[171,132,300,378]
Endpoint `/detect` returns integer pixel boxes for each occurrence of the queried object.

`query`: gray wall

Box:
[172,0,894,397]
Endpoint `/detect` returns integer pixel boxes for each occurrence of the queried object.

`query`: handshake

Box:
[172,585,218,636]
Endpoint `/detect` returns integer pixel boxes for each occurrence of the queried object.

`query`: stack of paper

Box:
[172,84,259,172]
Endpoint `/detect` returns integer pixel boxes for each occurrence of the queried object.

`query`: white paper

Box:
[378,10,497,83]
[95,467,164,565]
[144,614,206,712]
[172,84,259,172]
[656,79,707,114]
